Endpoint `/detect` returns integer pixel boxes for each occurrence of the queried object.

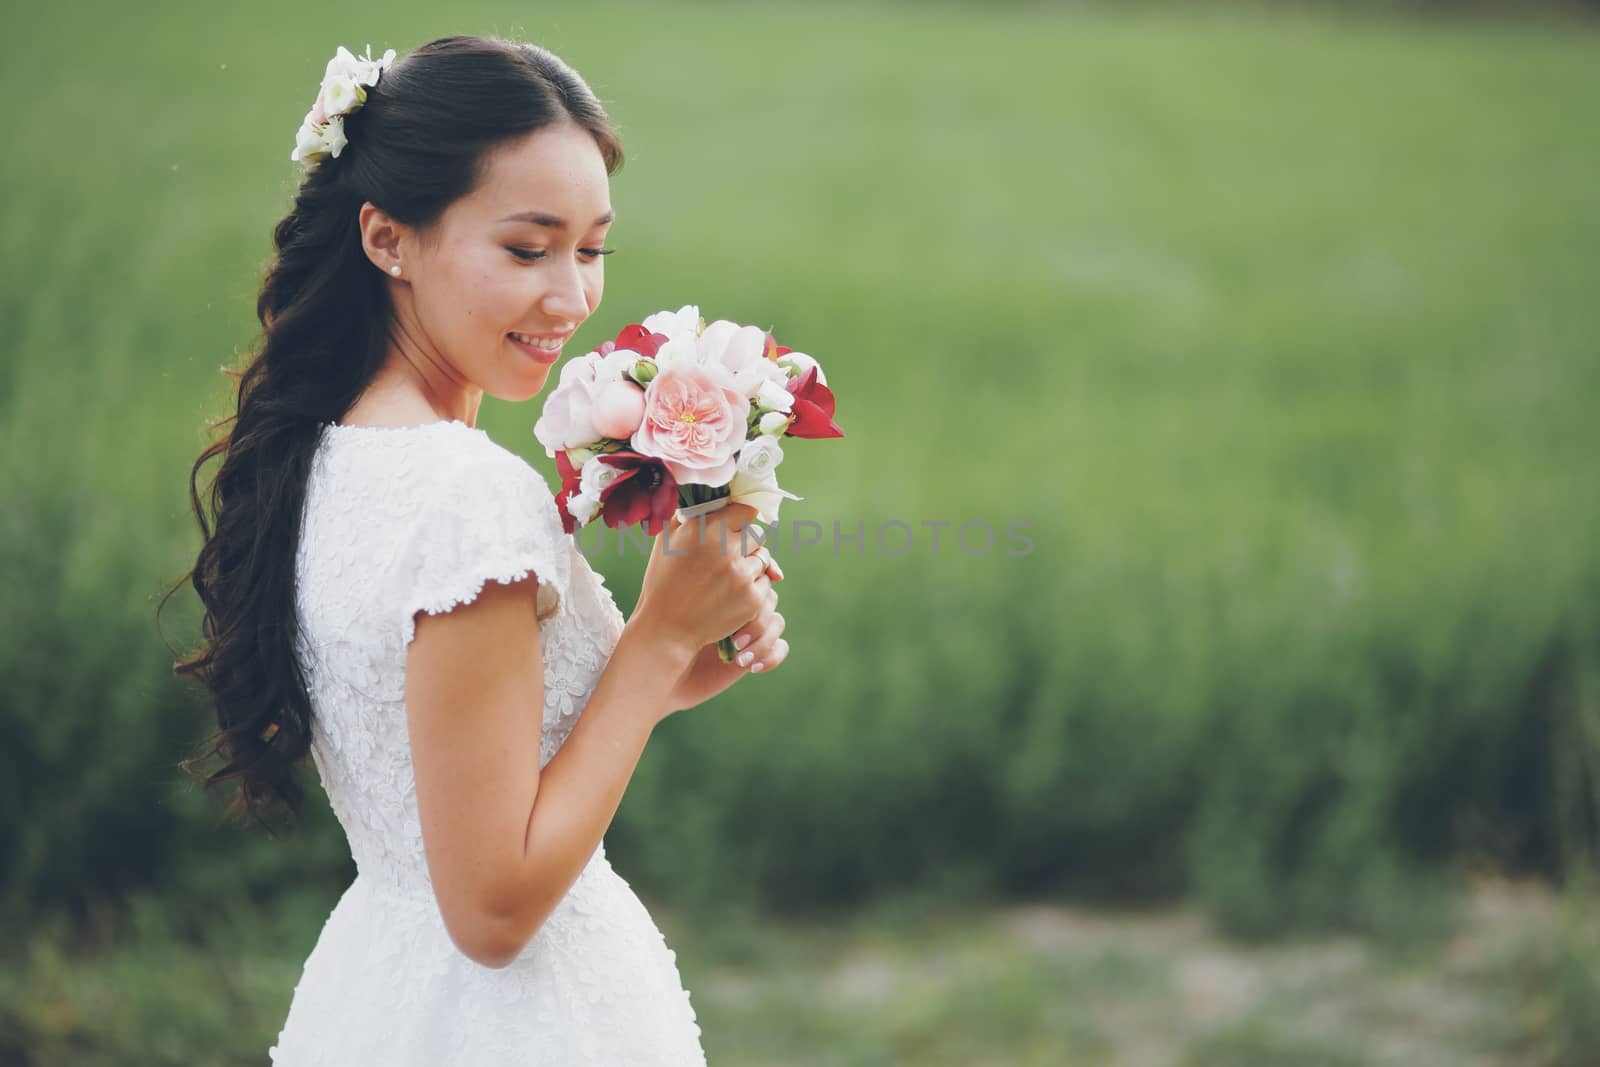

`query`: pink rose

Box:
[633,366,750,486]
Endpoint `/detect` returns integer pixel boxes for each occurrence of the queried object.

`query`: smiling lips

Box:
[509,331,569,364]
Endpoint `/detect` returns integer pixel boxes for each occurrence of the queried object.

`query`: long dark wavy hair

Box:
[159,35,624,827]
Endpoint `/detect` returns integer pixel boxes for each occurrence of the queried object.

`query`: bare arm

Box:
[405,574,697,970]
[405,506,771,970]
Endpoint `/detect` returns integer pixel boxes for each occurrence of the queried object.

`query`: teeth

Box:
[511,332,566,352]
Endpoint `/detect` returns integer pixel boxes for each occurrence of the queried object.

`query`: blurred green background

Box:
[4,0,1600,1063]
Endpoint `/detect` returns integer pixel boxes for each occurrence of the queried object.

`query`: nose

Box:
[539,257,590,324]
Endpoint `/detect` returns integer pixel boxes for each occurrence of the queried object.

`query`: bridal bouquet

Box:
[533,305,843,660]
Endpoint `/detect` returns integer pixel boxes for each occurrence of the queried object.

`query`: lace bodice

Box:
[272,418,705,1065]
[293,418,627,903]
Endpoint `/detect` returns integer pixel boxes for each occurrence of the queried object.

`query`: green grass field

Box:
[9,877,1600,1065]
[4,0,1600,1061]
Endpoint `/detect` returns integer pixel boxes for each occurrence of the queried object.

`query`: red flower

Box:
[595,451,679,536]
[784,365,844,439]
[763,332,792,362]
[612,324,669,359]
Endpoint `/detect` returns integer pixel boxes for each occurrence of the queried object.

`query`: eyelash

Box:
[510,247,614,262]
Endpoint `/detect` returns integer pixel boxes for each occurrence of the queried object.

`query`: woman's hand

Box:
[666,601,790,713]
[624,505,774,671]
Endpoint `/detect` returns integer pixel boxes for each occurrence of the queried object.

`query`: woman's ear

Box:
[358,201,406,278]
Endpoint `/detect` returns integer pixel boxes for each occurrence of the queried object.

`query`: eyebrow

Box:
[496,209,616,229]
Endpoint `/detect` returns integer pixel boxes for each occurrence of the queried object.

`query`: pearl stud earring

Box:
[389,265,402,277]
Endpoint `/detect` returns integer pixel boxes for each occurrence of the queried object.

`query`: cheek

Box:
[420,247,483,323]
[450,251,522,330]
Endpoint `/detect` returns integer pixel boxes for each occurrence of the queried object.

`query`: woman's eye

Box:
[509,247,615,262]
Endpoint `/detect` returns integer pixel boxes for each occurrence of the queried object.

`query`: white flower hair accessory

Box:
[290,44,398,168]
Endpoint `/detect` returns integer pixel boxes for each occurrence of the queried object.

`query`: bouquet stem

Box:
[675,486,744,664]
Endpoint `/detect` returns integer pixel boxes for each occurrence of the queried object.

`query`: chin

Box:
[502,373,554,404]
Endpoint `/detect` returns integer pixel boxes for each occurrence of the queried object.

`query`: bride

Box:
[173,34,788,1064]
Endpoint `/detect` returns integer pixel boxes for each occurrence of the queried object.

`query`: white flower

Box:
[292,44,395,169]
[650,335,703,374]
[323,46,363,88]
[322,45,392,113]
[647,319,788,399]
[351,46,397,87]
[758,411,792,436]
[319,115,348,158]
[290,114,348,164]
[579,457,623,498]
[755,378,793,414]
[778,351,827,387]
[595,348,643,386]
[568,489,601,526]
[698,319,787,398]
[292,116,325,163]
[737,436,785,480]
[641,305,702,339]
[727,468,802,524]
[322,76,363,117]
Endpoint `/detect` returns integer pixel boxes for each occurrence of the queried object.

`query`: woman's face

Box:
[401,121,613,402]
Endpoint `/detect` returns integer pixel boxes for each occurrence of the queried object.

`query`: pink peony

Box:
[533,356,605,454]
[633,366,750,486]
[532,349,643,454]
[591,380,646,439]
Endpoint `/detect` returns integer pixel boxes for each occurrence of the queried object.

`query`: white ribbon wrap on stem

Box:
[673,471,804,527]
[674,497,733,524]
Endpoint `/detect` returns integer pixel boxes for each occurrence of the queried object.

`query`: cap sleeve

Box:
[396,443,570,646]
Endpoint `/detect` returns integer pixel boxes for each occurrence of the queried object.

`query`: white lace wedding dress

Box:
[268,418,706,1065]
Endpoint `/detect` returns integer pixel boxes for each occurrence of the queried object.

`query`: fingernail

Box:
[737,650,754,667]
[735,634,753,651]
[751,661,765,673]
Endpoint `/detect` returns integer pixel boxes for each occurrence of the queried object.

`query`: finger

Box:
[746,572,773,615]
[720,502,761,528]
[749,637,790,675]
[738,524,773,564]
[735,618,784,670]
[736,521,772,559]
[708,502,761,542]
[666,511,704,552]
[731,611,784,656]
[750,544,784,581]
[739,553,770,581]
